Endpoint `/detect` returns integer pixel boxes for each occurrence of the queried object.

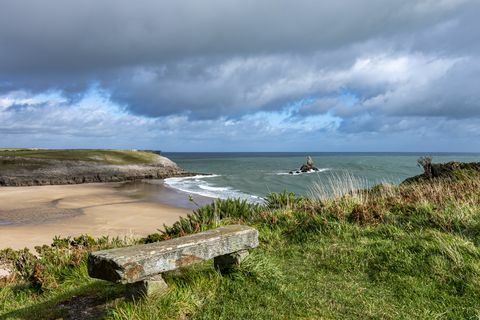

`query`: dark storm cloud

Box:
[0,0,468,71]
[1,0,480,146]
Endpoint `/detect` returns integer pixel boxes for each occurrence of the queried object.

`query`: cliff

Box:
[0,149,192,186]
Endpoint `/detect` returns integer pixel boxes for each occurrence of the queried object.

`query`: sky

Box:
[1,0,480,152]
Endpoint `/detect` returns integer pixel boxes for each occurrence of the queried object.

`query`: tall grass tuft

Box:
[308,171,369,203]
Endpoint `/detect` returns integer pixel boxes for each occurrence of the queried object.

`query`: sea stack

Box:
[290,156,320,174]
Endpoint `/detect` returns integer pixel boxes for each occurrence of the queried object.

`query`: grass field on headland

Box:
[0,148,186,187]
[1,165,480,319]
[0,149,161,168]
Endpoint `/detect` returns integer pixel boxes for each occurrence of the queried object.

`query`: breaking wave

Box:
[164,175,262,203]
[275,168,331,176]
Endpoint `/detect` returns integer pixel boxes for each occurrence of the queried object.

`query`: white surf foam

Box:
[276,168,331,176]
[164,174,262,203]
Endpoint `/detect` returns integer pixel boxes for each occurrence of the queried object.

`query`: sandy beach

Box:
[0,183,193,250]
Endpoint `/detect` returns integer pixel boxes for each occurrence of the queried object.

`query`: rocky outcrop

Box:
[402,161,480,184]
[0,155,193,186]
[0,261,15,285]
[290,156,320,174]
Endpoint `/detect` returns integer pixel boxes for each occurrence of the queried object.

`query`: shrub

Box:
[264,190,304,209]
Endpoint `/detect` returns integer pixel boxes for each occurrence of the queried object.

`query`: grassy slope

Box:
[0,149,161,171]
[1,176,480,319]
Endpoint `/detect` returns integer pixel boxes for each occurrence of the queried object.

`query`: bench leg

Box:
[214,250,249,273]
[126,274,168,298]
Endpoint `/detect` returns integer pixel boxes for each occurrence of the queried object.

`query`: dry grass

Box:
[308,171,370,201]
[0,149,160,166]
[307,172,480,225]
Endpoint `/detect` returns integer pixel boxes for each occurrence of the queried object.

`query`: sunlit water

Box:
[161,152,480,201]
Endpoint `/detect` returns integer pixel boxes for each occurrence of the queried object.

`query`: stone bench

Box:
[87,225,259,296]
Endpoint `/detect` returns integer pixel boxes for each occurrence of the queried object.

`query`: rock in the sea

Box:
[289,156,320,174]
[295,156,319,173]
[306,156,314,166]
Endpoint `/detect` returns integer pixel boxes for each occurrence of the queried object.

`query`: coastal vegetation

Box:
[1,163,480,319]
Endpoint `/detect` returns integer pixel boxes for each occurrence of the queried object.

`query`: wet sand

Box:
[0,182,203,250]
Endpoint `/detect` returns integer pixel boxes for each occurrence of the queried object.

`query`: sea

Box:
[160,152,480,203]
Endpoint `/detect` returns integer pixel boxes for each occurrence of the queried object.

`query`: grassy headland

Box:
[0,149,190,186]
[1,163,480,319]
[0,149,161,166]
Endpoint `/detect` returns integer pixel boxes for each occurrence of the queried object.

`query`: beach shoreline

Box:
[0,181,211,250]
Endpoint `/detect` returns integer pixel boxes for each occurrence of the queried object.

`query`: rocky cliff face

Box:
[0,155,192,186]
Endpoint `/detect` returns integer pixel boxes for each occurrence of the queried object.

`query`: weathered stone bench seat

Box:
[88,225,259,296]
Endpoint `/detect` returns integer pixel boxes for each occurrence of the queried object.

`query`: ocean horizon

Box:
[161,152,480,201]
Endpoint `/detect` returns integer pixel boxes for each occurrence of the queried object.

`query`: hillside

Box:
[1,163,480,319]
[403,159,480,184]
[0,149,192,186]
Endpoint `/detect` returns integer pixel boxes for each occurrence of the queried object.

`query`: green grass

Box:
[0,149,161,169]
[2,177,480,319]
[0,262,123,319]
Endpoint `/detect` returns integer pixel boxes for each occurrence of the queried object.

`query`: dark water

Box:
[161,153,480,201]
